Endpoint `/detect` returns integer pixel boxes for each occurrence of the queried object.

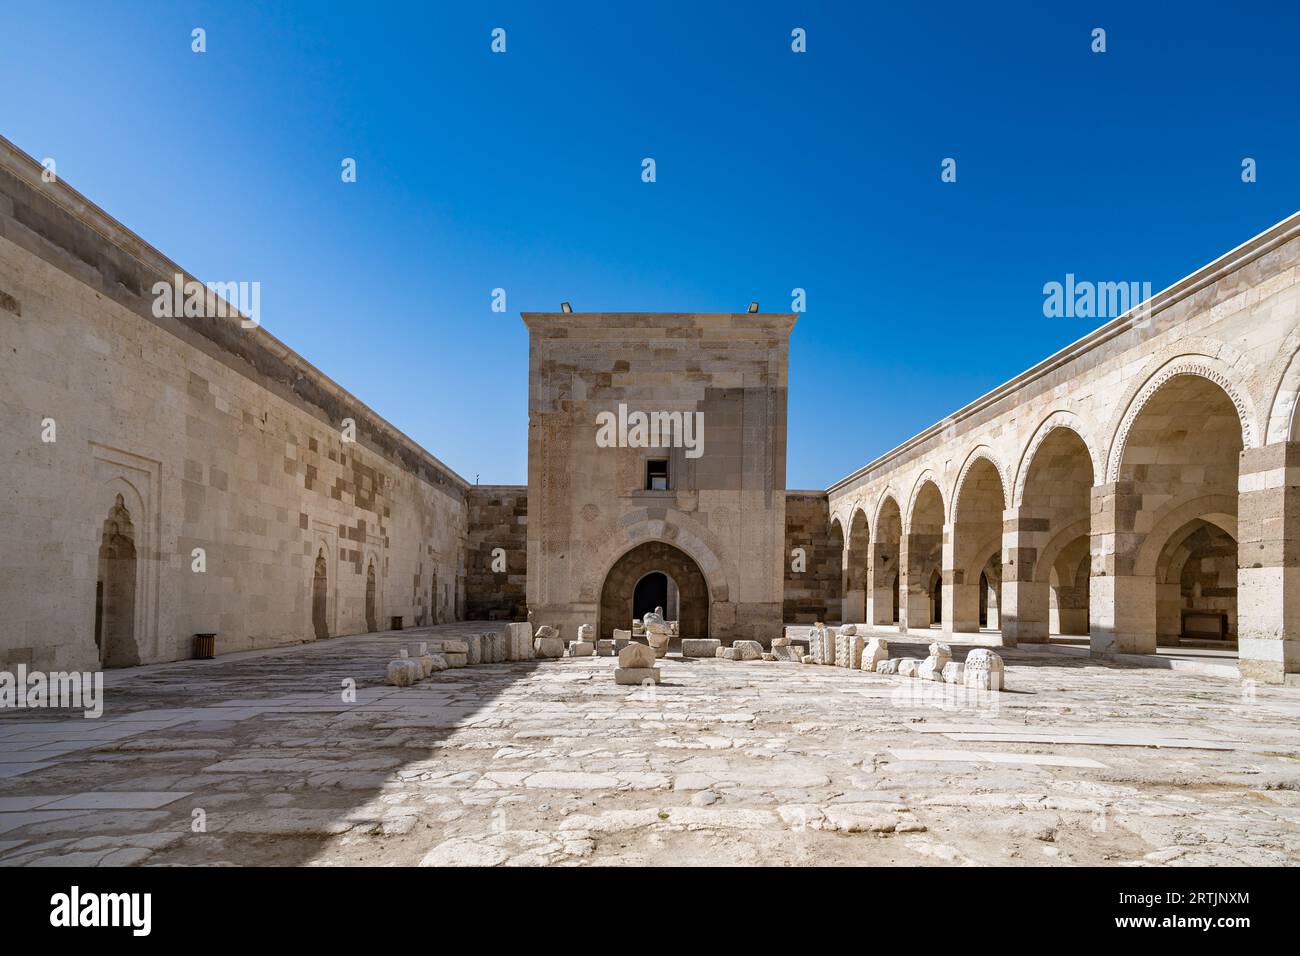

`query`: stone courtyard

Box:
[2,622,1298,867]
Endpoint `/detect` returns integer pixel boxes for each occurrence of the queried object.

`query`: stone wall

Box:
[0,139,469,671]
[783,491,841,624]
[524,311,793,645]
[465,485,528,621]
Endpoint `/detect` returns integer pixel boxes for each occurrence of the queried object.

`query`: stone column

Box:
[999,507,1047,646]
[946,523,978,634]
[1237,442,1300,684]
[1089,482,1156,656]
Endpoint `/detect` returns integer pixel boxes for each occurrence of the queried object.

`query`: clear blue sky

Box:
[2,2,1296,488]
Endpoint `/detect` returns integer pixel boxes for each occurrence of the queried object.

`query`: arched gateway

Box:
[599,541,709,640]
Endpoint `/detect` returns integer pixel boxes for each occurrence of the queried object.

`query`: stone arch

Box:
[1106,353,1260,483]
[1133,494,1238,578]
[949,453,1007,633]
[582,509,733,609]
[872,488,903,534]
[93,475,151,662]
[1012,410,1101,508]
[1264,340,1300,444]
[843,505,870,622]
[1102,369,1245,655]
[95,493,139,668]
[904,470,947,532]
[599,540,710,640]
[869,493,903,626]
[951,445,1009,516]
[903,478,945,631]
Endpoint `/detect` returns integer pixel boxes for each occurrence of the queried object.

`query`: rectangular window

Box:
[646,458,669,491]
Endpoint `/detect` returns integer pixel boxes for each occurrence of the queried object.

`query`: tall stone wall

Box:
[0,140,469,671]
[465,485,528,621]
[524,311,793,645]
[783,492,841,624]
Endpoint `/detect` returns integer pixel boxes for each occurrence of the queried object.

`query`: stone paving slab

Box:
[0,623,1297,866]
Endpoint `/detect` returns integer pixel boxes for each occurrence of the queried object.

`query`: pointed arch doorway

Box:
[599,541,709,640]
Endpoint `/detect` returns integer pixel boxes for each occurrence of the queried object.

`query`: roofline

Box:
[825,208,1300,496]
[0,134,472,493]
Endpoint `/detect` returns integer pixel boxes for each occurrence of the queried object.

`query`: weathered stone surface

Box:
[681,638,722,657]
[941,660,964,684]
[837,633,864,669]
[464,634,483,665]
[862,638,889,672]
[444,651,468,668]
[385,659,420,686]
[534,637,565,659]
[577,623,595,643]
[733,640,764,661]
[808,624,836,665]
[613,629,632,641]
[963,649,1006,691]
[645,625,671,658]
[618,642,656,669]
[568,641,595,657]
[416,654,436,677]
[614,667,661,685]
[427,653,448,672]
[534,625,558,640]
[918,642,951,681]
[897,659,920,678]
[839,623,858,636]
[442,640,469,654]
[772,637,791,648]
[506,622,534,661]
[596,639,616,656]
[762,653,777,661]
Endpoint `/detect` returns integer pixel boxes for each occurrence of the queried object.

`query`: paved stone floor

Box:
[2,623,1299,867]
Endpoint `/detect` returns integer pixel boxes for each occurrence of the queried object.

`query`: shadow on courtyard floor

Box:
[0,623,542,866]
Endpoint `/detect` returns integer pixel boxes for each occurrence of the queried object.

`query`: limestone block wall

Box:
[0,140,469,671]
[465,485,528,621]
[783,491,841,624]
[825,211,1300,682]
[524,312,793,645]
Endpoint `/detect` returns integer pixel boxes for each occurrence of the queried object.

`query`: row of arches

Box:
[827,360,1272,653]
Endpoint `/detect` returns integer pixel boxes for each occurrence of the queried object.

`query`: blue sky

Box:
[2,2,1296,488]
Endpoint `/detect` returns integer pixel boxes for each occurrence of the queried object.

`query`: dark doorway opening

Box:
[365,561,377,632]
[930,571,943,627]
[96,494,139,667]
[633,572,668,621]
[312,550,329,639]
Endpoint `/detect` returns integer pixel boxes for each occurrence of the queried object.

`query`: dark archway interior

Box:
[96,494,139,668]
[600,541,709,640]
[633,572,668,621]
[312,551,329,639]
[365,561,377,632]
[930,570,943,627]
